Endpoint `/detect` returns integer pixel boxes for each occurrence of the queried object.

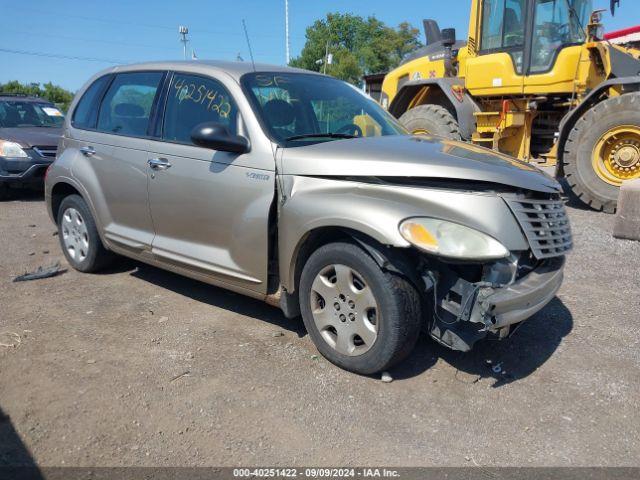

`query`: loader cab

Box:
[465,0,592,95]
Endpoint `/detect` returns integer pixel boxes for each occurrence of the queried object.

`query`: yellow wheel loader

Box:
[381,0,640,213]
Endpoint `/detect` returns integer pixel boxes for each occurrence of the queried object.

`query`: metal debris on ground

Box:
[170,371,191,383]
[13,262,67,282]
[272,331,285,337]
[0,332,22,348]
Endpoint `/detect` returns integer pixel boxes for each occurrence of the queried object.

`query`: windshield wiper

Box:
[285,133,357,141]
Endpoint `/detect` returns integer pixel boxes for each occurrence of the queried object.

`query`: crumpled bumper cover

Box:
[477,256,565,330]
[429,256,566,352]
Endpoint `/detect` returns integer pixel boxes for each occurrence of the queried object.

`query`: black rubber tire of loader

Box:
[399,104,462,140]
[563,92,640,214]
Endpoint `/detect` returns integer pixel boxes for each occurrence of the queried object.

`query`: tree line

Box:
[0,81,74,112]
[290,13,421,85]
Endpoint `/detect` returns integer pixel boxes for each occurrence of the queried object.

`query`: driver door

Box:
[522,0,588,94]
[465,0,526,96]
[146,72,275,293]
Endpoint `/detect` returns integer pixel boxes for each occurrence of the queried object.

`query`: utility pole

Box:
[285,0,291,65]
[178,26,189,60]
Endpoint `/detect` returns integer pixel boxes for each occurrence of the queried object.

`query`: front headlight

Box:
[0,140,29,158]
[399,218,509,260]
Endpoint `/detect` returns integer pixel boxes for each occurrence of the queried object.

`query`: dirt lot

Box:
[0,190,639,468]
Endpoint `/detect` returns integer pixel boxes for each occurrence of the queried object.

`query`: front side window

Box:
[531,0,588,73]
[163,73,238,144]
[97,72,163,137]
[480,0,526,72]
[0,101,64,128]
[242,73,405,146]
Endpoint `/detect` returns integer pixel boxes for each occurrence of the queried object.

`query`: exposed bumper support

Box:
[428,256,566,352]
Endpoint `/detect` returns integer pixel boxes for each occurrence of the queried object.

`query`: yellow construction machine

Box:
[381,0,640,213]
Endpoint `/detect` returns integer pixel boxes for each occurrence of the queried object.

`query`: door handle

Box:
[148,158,172,171]
[80,146,96,157]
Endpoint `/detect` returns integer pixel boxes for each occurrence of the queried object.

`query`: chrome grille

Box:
[33,146,57,158]
[505,195,573,260]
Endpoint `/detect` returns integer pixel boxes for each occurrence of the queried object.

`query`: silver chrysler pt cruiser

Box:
[45,61,572,374]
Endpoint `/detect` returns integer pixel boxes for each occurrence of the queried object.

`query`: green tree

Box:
[290,13,421,85]
[0,80,74,112]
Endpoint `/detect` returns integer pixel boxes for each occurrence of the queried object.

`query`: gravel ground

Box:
[0,190,639,468]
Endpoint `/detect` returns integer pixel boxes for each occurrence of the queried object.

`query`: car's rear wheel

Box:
[299,242,422,375]
[57,195,114,273]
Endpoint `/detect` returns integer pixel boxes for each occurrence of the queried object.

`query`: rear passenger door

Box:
[146,72,275,293]
[76,72,164,252]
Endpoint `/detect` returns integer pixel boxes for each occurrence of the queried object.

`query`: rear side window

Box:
[162,73,238,144]
[72,75,111,129]
[97,72,163,137]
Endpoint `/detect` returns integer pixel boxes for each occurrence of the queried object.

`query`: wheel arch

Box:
[283,226,418,298]
[557,78,640,177]
[50,181,83,224]
[388,78,479,140]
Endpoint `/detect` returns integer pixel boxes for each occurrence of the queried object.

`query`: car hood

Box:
[0,127,63,148]
[280,135,561,194]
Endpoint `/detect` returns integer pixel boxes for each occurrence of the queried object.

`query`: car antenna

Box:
[242,19,256,72]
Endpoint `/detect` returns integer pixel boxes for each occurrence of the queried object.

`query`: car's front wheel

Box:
[57,194,114,273]
[299,242,422,375]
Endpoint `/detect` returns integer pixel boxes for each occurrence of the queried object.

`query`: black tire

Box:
[56,194,114,273]
[299,242,422,375]
[563,93,640,214]
[399,104,462,140]
[0,183,8,201]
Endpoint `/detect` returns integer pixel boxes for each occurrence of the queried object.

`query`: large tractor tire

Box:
[564,93,640,214]
[399,104,462,140]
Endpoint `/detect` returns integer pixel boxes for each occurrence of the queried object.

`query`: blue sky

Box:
[1,0,638,91]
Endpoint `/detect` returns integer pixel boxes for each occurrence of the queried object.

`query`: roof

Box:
[0,93,50,103]
[605,25,640,40]
[103,60,317,81]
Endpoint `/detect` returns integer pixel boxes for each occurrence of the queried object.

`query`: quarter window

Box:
[97,72,163,137]
[72,75,111,130]
[163,73,238,144]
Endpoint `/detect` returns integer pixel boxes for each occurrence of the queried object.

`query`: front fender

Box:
[278,175,528,292]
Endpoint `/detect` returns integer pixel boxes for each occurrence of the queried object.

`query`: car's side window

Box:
[72,75,112,130]
[162,73,238,144]
[97,72,163,137]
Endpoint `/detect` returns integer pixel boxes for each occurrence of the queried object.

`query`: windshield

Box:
[0,101,65,128]
[242,73,406,146]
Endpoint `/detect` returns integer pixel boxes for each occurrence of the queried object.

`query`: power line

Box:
[6,6,306,40]
[0,47,124,64]
[0,28,274,59]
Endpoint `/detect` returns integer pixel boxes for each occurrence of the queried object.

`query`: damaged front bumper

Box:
[428,256,565,352]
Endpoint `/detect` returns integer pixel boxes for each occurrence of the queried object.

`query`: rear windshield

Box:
[0,100,65,128]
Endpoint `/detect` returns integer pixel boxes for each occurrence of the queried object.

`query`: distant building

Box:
[362,73,386,103]
[605,25,640,49]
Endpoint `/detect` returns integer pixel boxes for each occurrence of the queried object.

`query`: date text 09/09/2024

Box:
[233,468,401,478]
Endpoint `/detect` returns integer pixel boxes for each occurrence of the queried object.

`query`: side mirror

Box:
[611,0,620,16]
[441,28,456,47]
[190,122,250,154]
